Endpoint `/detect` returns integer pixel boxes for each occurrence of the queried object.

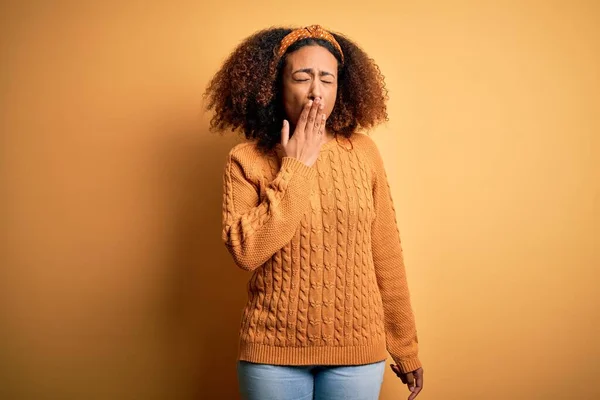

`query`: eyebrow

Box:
[292,68,336,78]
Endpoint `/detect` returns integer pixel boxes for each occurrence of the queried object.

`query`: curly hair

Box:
[203,26,389,152]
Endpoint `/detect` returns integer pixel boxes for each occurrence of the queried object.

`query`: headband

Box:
[276,25,344,63]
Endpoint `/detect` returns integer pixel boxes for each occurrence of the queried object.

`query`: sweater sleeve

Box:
[364,138,422,373]
[222,149,317,271]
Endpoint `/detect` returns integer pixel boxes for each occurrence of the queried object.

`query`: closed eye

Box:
[293,79,334,84]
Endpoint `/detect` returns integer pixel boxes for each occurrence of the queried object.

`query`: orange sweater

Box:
[222,133,421,373]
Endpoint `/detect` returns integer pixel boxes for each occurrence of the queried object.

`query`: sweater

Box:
[221,133,421,373]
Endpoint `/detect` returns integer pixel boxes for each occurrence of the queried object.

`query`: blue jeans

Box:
[237,360,386,400]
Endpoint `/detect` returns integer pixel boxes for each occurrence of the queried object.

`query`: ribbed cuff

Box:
[393,356,422,373]
[281,157,316,179]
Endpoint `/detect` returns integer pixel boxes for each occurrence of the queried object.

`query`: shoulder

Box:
[228,141,262,160]
[227,141,274,164]
[350,132,377,147]
[350,133,384,165]
[226,141,278,179]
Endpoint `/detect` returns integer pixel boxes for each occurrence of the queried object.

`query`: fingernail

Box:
[314,97,320,104]
[308,100,313,106]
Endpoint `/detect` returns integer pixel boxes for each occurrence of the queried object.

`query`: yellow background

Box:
[2,1,599,399]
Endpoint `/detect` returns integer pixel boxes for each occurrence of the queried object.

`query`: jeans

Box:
[237,360,386,400]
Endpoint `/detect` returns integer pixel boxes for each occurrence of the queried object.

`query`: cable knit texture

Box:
[222,133,421,373]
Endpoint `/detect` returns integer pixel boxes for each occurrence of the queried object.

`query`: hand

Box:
[281,97,327,167]
[391,365,423,400]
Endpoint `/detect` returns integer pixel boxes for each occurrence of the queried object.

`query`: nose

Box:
[308,81,323,101]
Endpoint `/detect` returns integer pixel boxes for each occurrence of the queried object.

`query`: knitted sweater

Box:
[222,133,421,373]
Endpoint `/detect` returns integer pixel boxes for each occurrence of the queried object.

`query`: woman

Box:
[204,25,423,400]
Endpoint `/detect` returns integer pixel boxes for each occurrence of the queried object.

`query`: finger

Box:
[406,372,415,390]
[408,381,422,400]
[318,102,327,137]
[296,100,313,139]
[390,365,407,384]
[319,113,327,143]
[305,97,320,137]
[415,372,423,394]
[281,119,289,147]
[315,99,325,129]
[312,103,324,140]
[406,372,415,385]
[399,374,408,385]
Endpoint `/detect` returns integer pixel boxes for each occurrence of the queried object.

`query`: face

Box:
[281,45,339,127]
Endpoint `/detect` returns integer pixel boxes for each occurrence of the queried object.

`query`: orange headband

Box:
[276,25,344,63]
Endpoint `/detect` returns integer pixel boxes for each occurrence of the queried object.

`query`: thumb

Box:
[406,372,415,390]
[281,120,289,147]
